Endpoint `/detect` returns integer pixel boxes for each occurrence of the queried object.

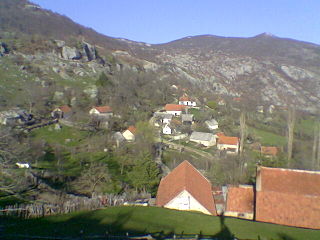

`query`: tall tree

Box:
[287,107,296,167]
[312,123,318,169]
[239,111,246,174]
[127,153,160,194]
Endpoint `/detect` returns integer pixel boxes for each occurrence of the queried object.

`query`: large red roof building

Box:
[255,166,320,229]
[156,160,217,215]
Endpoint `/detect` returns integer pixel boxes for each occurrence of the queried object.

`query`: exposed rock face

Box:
[82,42,96,61]
[55,40,65,48]
[61,46,81,60]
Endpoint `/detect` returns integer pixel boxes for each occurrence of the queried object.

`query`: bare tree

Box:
[72,161,110,197]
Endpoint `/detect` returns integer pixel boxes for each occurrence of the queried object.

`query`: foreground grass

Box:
[2,206,320,239]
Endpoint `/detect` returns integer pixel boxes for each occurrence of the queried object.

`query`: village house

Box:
[51,105,72,119]
[178,95,196,107]
[153,112,173,126]
[162,124,172,135]
[122,126,137,141]
[89,106,113,118]
[156,160,217,215]
[205,119,219,130]
[189,131,216,147]
[255,166,320,229]
[224,185,254,220]
[181,114,194,125]
[260,146,279,157]
[164,104,185,116]
[217,136,239,154]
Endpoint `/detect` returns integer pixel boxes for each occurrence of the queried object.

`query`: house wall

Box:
[163,126,172,135]
[207,124,218,130]
[217,143,239,154]
[224,211,253,220]
[89,109,113,118]
[179,101,196,107]
[162,118,171,124]
[164,190,211,215]
[190,138,216,147]
[166,110,182,116]
[122,130,135,141]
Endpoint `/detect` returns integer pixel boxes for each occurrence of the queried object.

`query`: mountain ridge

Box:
[1,0,320,111]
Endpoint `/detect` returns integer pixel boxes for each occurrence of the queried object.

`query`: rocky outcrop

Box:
[82,42,96,61]
[61,46,82,60]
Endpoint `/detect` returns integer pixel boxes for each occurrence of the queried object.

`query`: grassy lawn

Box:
[31,125,89,147]
[249,127,287,147]
[2,206,319,240]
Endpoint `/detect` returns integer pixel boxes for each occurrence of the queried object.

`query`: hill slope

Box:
[0,0,320,111]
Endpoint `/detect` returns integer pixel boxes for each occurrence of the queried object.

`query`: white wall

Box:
[217,143,239,154]
[163,126,172,135]
[166,110,182,116]
[179,101,196,107]
[122,130,135,141]
[165,190,211,215]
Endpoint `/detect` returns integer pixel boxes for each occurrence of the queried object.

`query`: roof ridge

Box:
[260,166,320,175]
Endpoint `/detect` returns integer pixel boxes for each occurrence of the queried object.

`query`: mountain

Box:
[1,0,320,112]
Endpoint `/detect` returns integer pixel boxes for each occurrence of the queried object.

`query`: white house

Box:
[156,160,217,215]
[89,106,113,118]
[122,126,137,141]
[164,104,185,116]
[217,136,239,154]
[189,131,216,147]
[205,119,219,130]
[154,112,173,125]
[51,105,72,119]
[178,95,196,107]
[162,124,172,135]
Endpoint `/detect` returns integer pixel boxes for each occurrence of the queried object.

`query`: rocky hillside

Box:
[1,0,320,112]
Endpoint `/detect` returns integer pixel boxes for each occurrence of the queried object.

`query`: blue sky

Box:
[31,0,320,45]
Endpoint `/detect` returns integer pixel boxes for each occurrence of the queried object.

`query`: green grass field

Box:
[249,127,287,147]
[31,125,89,147]
[2,206,320,240]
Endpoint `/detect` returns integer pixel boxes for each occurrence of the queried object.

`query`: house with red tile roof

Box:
[224,185,254,220]
[89,106,113,116]
[260,146,279,157]
[217,136,239,154]
[156,160,217,215]
[164,104,185,116]
[122,126,137,141]
[51,105,72,119]
[178,95,196,107]
[255,166,320,229]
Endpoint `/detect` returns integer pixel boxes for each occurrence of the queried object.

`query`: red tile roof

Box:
[218,136,239,145]
[165,104,185,111]
[93,106,112,113]
[226,185,254,214]
[215,132,225,137]
[179,95,190,101]
[156,160,217,215]
[261,146,278,156]
[256,166,320,229]
[127,126,137,134]
[58,105,71,113]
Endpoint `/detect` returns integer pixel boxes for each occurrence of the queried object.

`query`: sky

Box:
[31,0,320,45]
